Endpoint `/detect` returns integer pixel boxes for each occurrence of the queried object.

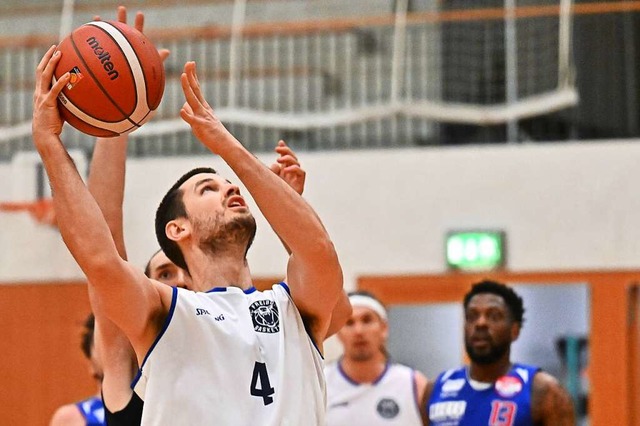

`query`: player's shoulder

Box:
[388,362,413,372]
[531,370,575,423]
[268,281,291,297]
[387,362,424,381]
[532,369,562,390]
[49,403,85,426]
[434,366,466,384]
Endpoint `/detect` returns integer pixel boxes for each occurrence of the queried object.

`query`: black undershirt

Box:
[103,392,143,426]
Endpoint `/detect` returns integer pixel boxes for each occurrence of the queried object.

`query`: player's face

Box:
[338,306,388,362]
[464,293,518,365]
[148,251,191,289]
[180,173,249,218]
[179,173,256,252]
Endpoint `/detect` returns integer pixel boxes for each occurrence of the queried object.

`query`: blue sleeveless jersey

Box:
[75,396,105,426]
[427,363,539,426]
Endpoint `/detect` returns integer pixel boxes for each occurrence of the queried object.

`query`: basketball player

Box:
[422,280,575,425]
[79,8,324,425]
[49,314,105,426]
[33,41,350,424]
[326,291,427,426]
[92,126,310,425]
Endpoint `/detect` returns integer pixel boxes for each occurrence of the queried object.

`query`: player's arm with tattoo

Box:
[531,371,575,425]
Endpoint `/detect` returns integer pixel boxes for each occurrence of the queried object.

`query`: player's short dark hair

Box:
[155,167,217,273]
[80,313,95,360]
[463,280,525,326]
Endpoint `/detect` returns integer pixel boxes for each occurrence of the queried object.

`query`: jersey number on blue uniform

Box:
[489,400,517,426]
[251,362,275,405]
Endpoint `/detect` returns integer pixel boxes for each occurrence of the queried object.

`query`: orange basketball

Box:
[53,20,165,137]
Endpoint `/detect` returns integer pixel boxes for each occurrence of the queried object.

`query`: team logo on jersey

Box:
[250,300,280,333]
[495,375,523,398]
[376,398,400,419]
[441,378,466,395]
[429,401,467,422]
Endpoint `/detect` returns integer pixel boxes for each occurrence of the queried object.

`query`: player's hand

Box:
[269,140,306,195]
[95,6,170,62]
[33,46,69,138]
[180,62,236,155]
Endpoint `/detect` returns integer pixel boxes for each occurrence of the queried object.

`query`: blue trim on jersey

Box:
[277,281,324,359]
[372,361,390,385]
[131,286,178,389]
[337,359,390,385]
[206,285,257,293]
[75,396,105,426]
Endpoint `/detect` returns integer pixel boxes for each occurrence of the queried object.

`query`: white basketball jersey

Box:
[325,362,422,426]
[133,283,325,426]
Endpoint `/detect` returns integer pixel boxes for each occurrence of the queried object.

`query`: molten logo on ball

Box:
[86,36,119,80]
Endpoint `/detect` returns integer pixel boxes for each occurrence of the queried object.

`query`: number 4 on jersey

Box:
[251,362,275,405]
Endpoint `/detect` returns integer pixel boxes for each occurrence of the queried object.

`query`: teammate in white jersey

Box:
[33,45,351,425]
[326,291,427,426]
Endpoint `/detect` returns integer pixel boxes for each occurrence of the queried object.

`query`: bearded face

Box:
[463,293,518,366]
[465,334,511,365]
[193,210,257,257]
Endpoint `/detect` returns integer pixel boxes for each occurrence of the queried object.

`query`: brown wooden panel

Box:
[589,278,630,425]
[0,281,94,426]
[629,286,640,426]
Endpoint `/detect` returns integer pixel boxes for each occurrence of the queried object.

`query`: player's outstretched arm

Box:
[32,45,170,361]
[531,371,576,425]
[180,62,346,348]
[269,140,351,340]
[268,140,305,256]
[88,130,139,411]
[87,6,170,411]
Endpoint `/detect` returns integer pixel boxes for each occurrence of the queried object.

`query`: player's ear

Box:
[165,217,190,243]
[381,319,389,341]
[510,322,521,341]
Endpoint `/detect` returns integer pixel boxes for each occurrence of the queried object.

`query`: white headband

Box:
[349,294,387,321]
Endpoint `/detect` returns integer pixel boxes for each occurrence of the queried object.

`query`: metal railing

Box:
[0,0,581,160]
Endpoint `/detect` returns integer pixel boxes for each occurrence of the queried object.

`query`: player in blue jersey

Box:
[421,280,575,426]
[49,314,105,426]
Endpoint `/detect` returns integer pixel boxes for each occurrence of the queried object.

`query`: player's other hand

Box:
[94,6,170,62]
[269,140,306,195]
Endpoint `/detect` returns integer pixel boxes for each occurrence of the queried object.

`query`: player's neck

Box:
[468,357,513,383]
[340,354,388,384]
[187,248,252,291]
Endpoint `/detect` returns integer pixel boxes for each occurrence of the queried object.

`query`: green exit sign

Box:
[446,231,505,271]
